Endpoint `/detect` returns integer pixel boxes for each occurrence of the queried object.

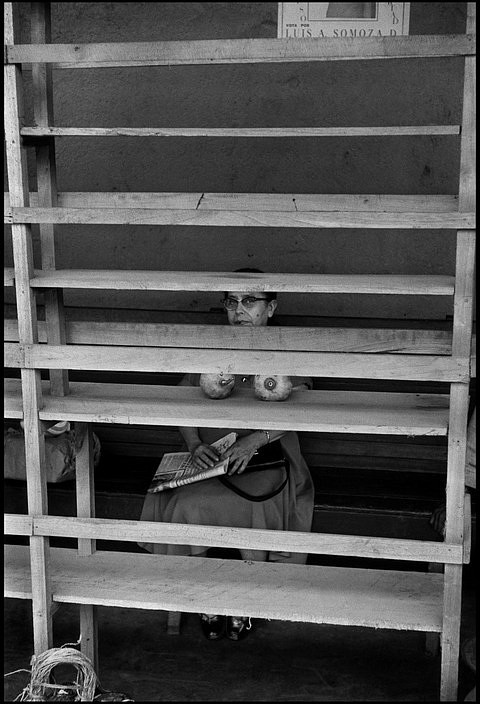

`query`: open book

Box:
[147,432,237,493]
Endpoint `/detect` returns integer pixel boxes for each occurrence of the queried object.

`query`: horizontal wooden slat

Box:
[5,35,475,66]
[3,379,450,435]
[4,342,469,382]
[4,192,461,212]
[4,514,33,537]
[20,126,461,137]
[289,194,460,213]
[464,493,472,563]
[2,514,463,564]
[6,206,475,229]
[20,270,456,295]
[3,319,456,354]
[4,545,445,630]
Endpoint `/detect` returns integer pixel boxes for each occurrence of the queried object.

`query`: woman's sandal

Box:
[226,616,252,641]
[200,613,226,640]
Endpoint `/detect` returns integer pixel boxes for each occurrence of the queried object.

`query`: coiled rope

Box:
[6,642,97,701]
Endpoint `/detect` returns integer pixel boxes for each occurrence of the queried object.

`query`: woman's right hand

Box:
[190,442,220,469]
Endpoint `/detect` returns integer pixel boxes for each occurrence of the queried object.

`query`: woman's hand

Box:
[190,443,220,470]
[221,434,262,475]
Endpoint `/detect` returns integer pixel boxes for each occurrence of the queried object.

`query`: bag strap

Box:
[218,458,290,502]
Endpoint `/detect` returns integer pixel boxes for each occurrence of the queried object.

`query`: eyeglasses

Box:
[222,296,270,310]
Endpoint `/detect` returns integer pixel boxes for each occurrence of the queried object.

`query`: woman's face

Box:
[225,291,277,327]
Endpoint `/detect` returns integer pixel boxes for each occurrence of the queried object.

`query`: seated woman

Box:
[139,274,314,641]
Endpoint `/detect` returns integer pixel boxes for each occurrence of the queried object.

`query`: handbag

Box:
[219,440,290,502]
[4,424,101,483]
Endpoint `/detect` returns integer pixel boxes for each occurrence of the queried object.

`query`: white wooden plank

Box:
[20,368,52,653]
[5,192,461,212]
[59,192,202,210]
[75,424,96,555]
[446,0,476,537]
[463,493,472,564]
[441,386,471,699]
[6,34,475,66]
[458,38,476,210]
[5,343,26,366]
[452,233,476,354]
[27,515,464,564]
[74,421,98,670]
[20,369,48,516]
[4,379,451,435]
[79,604,98,670]
[3,318,457,355]
[26,270,456,295]
[4,64,29,209]
[6,342,469,382]
[7,205,475,229]
[291,194,460,213]
[441,564,464,701]
[31,2,69,397]
[4,1,52,655]
[446,235,476,534]
[4,545,445,632]
[4,514,33,537]
[4,15,37,344]
[19,125,461,137]
[440,3,476,697]
[4,1,37,338]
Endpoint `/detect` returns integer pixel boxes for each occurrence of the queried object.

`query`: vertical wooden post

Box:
[4,1,53,654]
[440,4,476,701]
[31,2,69,397]
[75,423,99,671]
[425,562,443,657]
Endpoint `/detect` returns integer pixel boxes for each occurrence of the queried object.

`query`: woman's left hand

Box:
[221,434,261,475]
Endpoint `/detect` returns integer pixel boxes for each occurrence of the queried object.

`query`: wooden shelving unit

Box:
[4,3,475,700]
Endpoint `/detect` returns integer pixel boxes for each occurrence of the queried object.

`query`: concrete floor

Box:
[4,564,476,702]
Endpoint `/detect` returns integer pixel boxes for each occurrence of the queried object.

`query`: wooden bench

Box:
[5,542,446,632]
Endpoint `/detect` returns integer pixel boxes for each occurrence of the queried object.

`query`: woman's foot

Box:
[200,613,225,640]
[226,616,252,641]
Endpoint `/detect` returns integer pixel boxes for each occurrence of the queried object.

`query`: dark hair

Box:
[225,267,277,301]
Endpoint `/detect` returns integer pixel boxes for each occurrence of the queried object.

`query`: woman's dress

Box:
[139,373,314,564]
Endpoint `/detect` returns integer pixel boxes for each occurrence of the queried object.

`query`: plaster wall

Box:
[4,2,471,319]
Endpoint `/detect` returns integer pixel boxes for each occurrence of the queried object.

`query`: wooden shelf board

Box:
[5,192,461,213]
[21,270,456,296]
[5,34,475,67]
[4,379,450,435]
[6,206,474,229]
[4,342,468,382]
[4,318,455,354]
[4,545,444,631]
[19,126,461,138]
